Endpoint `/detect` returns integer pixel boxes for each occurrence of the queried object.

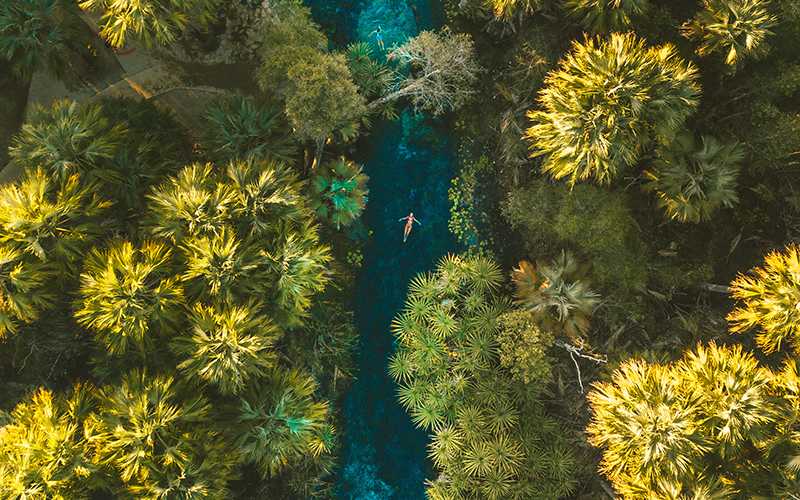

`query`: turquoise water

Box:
[339,115,459,499]
[305,0,457,496]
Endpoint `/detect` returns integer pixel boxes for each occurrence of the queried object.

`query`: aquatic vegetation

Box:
[390,254,576,500]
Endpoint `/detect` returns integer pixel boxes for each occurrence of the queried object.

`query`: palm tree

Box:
[201,91,297,163]
[510,251,600,339]
[482,0,544,23]
[89,369,235,500]
[146,163,233,245]
[171,302,281,395]
[75,240,183,356]
[728,243,800,354]
[0,245,56,337]
[645,134,742,223]
[10,99,125,181]
[586,359,708,497]
[683,0,777,66]
[262,220,332,327]
[227,157,307,239]
[181,226,264,305]
[307,157,369,229]
[229,367,331,478]
[98,97,186,211]
[564,0,652,34]
[0,0,89,80]
[0,384,98,500]
[526,33,701,186]
[0,169,109,277]
[78,0,221,49]
[345,42,396,120]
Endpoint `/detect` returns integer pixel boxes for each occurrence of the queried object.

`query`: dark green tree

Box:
[229,367,333,478]
[10,99,125,182]
[201,91,297,163]
[564,0,652,34]
[526,33,701,185]
[307,157,369,229]
[645,133,742,223]
[0,0,89,80]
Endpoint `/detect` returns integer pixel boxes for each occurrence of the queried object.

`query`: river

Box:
[306,0,459,497]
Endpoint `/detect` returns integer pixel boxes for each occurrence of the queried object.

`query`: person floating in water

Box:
[399,212,421,242]
[369,26,385,50]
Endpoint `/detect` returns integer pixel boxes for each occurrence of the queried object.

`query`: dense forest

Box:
[1,0,800,499]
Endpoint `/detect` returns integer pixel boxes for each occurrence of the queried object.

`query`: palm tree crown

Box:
[76,240,183,356]
[683,0,777,65]
[728,243,800,354]
[511,251,600,340]
[0,245,56,337]
[564,0,652,34]
[645,133,742,223]
[0,0,89,80]
[202,91,297,163]
[526,33,701,186]
[307,157,369,229]
[171,302,281,394]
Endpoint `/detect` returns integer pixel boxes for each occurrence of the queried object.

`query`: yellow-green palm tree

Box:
[76,240,183,356]
[728,243,800,354]
[10,99,125,181]
[146,163,233,245]
[0,169,110,278]
[526,33,700,186]
[78,0,221,48]
[683,0,777,65]
[88,369,235,500]
[171,302,281,394]
[0,384,99,500]
[0,245,56,337]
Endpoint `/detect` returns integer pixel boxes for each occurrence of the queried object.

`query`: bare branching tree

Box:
[369,30,480,116]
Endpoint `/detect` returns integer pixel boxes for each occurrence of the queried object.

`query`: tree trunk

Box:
[696,283,733,294]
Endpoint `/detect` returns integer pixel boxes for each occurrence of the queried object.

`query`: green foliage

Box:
[258,1,366,143]
[448,150,495,254]
[201,91,297,163]
[510,251,600,340]
[482,0,544,23]
[0,246,56,337]
[345,42,396,120]
[728,243,800,354]
[564,0,652,35]
[307,157,369,229]
[171,302,280,395]
[587,342,800,498]
[495,310,553,387]
[504,179,647,293]
[390,254,576,500]
[76,240,182,356]
[89,369,235,499]
[146,163,233,245]
[78,0,221,48]
[229,367,332,478]
[10,99,125,182]
[0,384,98,500]
[526,33,701,186]
[645,133,742,223]
[0,169,109,277]
[0,0,89,80]
[683,0,777,65]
